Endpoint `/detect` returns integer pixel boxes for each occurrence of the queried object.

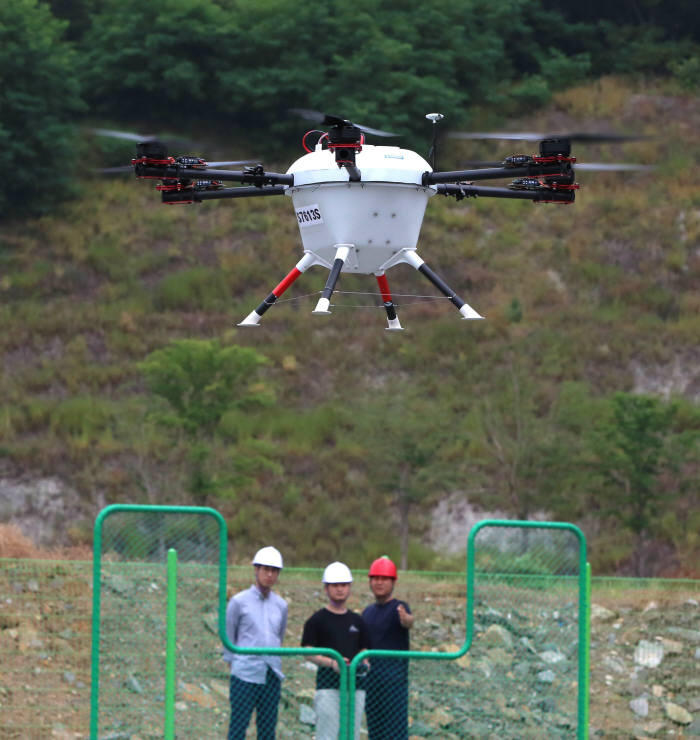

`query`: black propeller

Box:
[451,130,654,173]
[457,159,655,172]
[289,108,399,137]
[575,162,656,172]
[448,130,651,143]
[87,127,194,149]
[97,158,260,175]
[90,128,260,174]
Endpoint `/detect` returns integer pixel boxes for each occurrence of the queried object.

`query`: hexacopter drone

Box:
[122,111,647,330]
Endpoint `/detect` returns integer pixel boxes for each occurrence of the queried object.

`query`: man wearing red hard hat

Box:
[363,556,413,739]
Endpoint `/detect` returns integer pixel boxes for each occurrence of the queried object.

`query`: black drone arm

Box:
[436,183,576,204]
[135,164,294,187]
[161,185,287,204]
[424,162,567,185]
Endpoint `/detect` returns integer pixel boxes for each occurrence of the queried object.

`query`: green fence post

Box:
[165,548,178,740]
[89,507,109,740]
[580,561,592,739]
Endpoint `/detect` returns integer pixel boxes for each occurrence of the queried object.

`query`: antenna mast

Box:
[426,113,444,170]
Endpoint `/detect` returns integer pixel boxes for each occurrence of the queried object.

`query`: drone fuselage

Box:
[285,144,436,275]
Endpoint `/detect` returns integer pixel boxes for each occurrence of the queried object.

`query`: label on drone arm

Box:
[295,204,323,228]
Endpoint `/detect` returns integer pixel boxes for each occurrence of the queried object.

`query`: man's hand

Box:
[397,603,414,629]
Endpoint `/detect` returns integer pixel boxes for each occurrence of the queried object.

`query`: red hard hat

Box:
[368,556,397,579]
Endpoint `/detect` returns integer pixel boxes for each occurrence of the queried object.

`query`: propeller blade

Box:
[575,162,656,171]
[89,127,158,142]
[97,165,134,174]
[289,108,398,137]
[456,160,656,172]
[449,130,650,143]
[289,107,327,125]
[88,127,193,149]
[354,122,399,138]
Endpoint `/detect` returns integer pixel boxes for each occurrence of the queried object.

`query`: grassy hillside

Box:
[1,77,698,573]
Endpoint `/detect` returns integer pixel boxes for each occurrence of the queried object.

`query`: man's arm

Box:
[397,602,414,630]
[225,596,241,645]
[301,614,341,672]
[304,648,342,672]
[278,601,288,643]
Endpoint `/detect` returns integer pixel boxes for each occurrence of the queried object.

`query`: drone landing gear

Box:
[376,273,403,331]
[238,253,316,327]
[313,245,351,314]
[402,251,483,320]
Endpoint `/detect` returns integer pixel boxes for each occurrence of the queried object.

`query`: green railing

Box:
[345,519,590,739]
[89,504,351,739]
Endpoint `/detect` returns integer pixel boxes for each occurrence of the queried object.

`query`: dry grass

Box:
[0,524,92,560]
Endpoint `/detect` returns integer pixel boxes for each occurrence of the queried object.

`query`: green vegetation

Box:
[2,73,698,575]
[1,1,699,211]
[0,0,84,215]
[0,1,698,575]
[139,339,275,505]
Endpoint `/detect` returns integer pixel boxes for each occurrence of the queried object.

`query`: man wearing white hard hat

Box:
[223,546,287,739]
[301,561,371,739]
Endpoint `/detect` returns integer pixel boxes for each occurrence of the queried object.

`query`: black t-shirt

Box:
[363,598,411,679]
[301,608,371,690]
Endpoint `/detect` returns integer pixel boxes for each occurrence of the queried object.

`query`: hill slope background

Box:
[1,77,699,575]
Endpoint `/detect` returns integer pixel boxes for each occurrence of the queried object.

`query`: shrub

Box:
[153,267,229,311]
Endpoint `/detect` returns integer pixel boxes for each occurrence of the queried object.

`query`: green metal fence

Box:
[89,505,350,739]
[89,505,229,739]
[0,557,93,739]
[346,520,590,739]
[465,520,589,739]
[3,511,697,738]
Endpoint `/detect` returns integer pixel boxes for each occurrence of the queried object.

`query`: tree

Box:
[139,339,273,505]
[471,351,555,524]
[0,0,84,216]
[79,0,233,119]
[586,392,686,576]
[357,396,464,570]
[76,0,595,143]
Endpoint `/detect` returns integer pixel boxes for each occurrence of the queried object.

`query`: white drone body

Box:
[239,143,482,329]
[287,143,434,272]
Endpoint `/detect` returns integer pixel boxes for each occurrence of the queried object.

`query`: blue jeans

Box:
[227,667,281,739]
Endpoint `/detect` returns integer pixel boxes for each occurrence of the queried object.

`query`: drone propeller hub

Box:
[136,140,168,160]
[539,138,571,157]
[326,122,364,166]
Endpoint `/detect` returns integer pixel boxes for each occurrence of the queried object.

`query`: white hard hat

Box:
[322,561,353,584]
[252,546,283,569]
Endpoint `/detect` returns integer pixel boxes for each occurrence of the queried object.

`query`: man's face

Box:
[325,582,351,604]
[369,575,395,601]
[255,565,280,591]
